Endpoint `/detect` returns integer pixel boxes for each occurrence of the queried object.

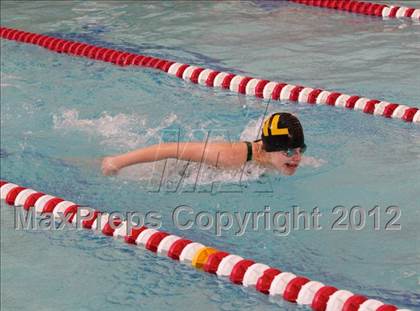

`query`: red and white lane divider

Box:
[1,26,419,124]
[290,0,420,20]
[0,180,411,311]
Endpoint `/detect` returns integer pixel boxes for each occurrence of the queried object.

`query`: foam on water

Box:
[53,109,178,149]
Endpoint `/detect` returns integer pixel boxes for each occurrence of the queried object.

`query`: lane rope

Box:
[1,26,419,124]
[0,180,412,311]
[290,0,420,20]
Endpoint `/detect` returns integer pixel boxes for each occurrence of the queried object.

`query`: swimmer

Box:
[101,112,306,176]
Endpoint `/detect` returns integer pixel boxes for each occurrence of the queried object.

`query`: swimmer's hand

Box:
[101,156,120,176]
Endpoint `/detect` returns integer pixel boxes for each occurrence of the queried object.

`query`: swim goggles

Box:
[279,143,307,157]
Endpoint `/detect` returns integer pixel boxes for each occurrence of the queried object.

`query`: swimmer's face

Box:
[266,148,303,176]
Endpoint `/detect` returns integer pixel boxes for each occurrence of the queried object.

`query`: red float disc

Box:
[254,80,269,98]
[238,76,253,94]
[203,251,230,274]
[255,268,281,294]
[342,295,368,311]
[81,210,100,229]
[402,107,419,122]
[326,92,342,106]
[23,192,45,210]
[205,71,220,87]
[145,232,170,252]
[42,197,64,213]
[271,83,287,100]
[5,186,26,205]
[283,276,310,302]
[221,73,235,89]
[102,217,122,236]
[229,259,255,284]
[189,67,205,84]
[307,89,323,104]
[376,305,397,311]
[175,64,190,78]
[363,99,381,114]
[124,226,148,244]
[382,103,399,118]
[167,239,192,260]
[345,95,360,109]
[311,286,338,311]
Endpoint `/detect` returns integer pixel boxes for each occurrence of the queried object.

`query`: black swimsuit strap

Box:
[245,141,253,162]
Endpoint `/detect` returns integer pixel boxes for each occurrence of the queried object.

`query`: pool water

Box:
[1,1,420,310]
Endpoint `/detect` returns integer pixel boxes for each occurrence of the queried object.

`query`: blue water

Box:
[1,1,420,310]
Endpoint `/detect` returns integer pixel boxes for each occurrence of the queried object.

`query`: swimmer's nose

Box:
[291,151,302,162]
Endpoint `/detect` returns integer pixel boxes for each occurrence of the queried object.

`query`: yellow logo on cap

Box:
[263,114,289,136]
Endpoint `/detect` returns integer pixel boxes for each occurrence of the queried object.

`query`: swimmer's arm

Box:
[173,142,247,167]
[102,142,247,175]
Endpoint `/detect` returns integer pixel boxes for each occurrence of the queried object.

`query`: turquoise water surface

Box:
[1,1,420,310]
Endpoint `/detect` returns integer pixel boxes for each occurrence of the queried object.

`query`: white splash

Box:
[240,116,264,141]
[118,158,266,186]
[300,156,327,168]
[53,109,177,149]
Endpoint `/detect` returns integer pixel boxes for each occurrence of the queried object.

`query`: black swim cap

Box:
[261,113,305,152]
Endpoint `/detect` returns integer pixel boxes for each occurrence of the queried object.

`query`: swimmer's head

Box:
[259,112,306,175]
